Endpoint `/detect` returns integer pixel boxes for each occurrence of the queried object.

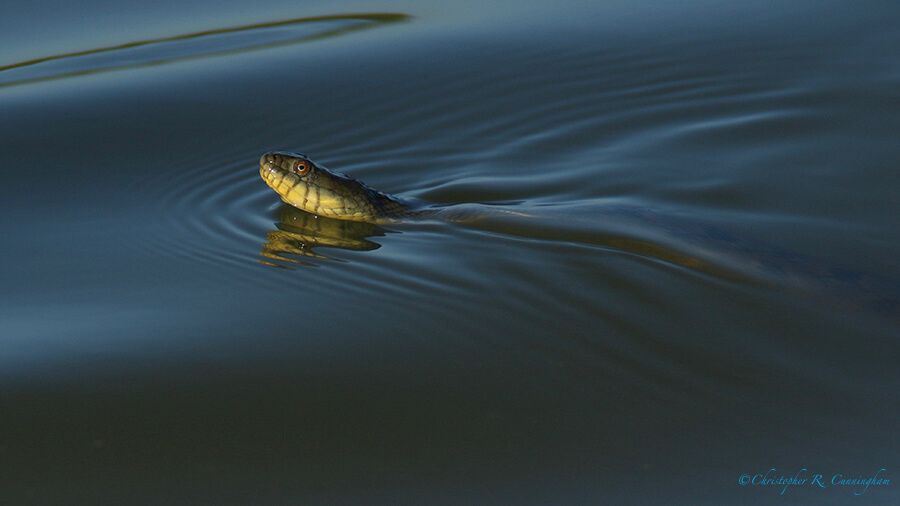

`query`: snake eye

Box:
[292,160,310,175]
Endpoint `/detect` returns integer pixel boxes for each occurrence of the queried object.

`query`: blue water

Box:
[2,0,899,504]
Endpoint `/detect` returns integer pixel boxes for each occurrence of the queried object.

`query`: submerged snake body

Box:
[259,152,900,318]
[260,152,426,223]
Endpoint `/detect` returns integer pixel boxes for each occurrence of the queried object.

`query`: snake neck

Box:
[362,188,416,220]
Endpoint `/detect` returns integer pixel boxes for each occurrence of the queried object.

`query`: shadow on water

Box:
[0,13,411,88]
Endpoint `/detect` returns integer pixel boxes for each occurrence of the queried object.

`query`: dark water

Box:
[2,0,899,504]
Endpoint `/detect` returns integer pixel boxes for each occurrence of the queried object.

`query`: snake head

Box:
[260,151,315,177]
[259,151,397,222]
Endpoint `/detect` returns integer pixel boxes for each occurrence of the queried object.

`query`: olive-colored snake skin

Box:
[260,152,429,223]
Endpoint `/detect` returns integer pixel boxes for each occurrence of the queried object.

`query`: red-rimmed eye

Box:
[292,160,310,175]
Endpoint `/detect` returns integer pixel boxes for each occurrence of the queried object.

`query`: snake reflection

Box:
[260,204,385,266]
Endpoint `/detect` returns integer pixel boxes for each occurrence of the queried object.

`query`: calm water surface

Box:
[2,0,899,504]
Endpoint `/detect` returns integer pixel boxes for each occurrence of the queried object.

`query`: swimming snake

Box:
[259,151,437,223]
[258,152,900,318]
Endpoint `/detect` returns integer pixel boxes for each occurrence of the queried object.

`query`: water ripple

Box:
[131,149,275,276]
[0,13,411,88]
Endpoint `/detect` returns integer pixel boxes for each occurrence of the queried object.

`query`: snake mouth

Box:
[259,153,278,172]
[259,153,291,192]
[259,152,310,209]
